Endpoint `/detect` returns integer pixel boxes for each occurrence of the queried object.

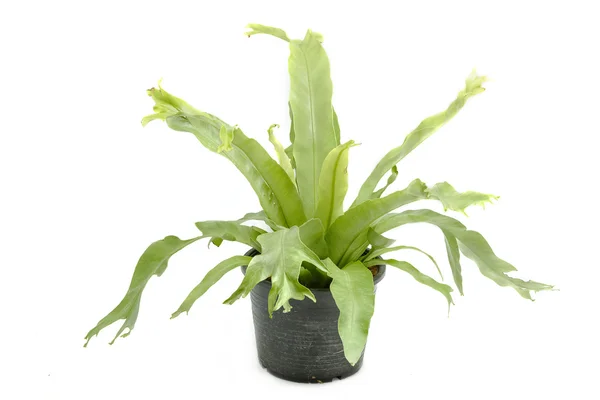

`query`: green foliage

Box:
[373,209,554,299]
[142,83,306,228]
[84,235,201,346]
[171,256,252,318]
[245,23,290,42]
[267,124,295,185]
[326,179,429,267]
[323,260,375,366]
[426,182,499,215]
[365,258,453,311]
[364,244,443,280]
[351,70,489,207]
[372,166,398,200]
[288,30,338,218]
[195,220,265,250]
[86,23,553,365]
[315,140,356,228]
[223,226,323,316]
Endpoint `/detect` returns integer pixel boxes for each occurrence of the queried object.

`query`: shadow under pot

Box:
[241,248,386,383]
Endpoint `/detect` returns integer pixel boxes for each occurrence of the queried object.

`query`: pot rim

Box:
[241,247,386,290]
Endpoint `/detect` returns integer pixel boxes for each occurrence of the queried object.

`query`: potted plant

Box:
[84,24,553,383]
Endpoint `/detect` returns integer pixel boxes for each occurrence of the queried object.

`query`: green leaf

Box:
[364,244,443,280]
[195,220,266,251]
[223,227,324,316]
[371,166,398,200]
[298,266,314,286]
[141,79,199,126]
[373,209,553,299]
[245,23,290,42]
[426,181,499,215]
[365,258,453,311]
[84,235,200,346]
[171,255,252,318]
[236,211,282,232]
[297,218,331,289]
[267,124,295,185]
[285,103,296,169]
[326,179,428,266]
[315,140,356,228]
[289,30,338,218]
[352,70,488,207]
[322,260,375,366]
[286,106,340,171]
[300,261,330,288]
[208,237,223,248]
[245,26,334,173]
[332,107,341,145]
[236,210,268,223]
[458,242,553,299]
[285,145,295,169]
[367,227,396,248]
[443,230,463,294]
[298,218,329,259]
[143,83,306,228]
[217,125,235,153]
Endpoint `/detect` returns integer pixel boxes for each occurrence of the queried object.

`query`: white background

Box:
[1,1,599,399]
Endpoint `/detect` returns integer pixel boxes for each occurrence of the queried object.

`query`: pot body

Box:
[244,249,385,383]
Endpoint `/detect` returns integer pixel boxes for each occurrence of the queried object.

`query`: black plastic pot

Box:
[242,248,386,383]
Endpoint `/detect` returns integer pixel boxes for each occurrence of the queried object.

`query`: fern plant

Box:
[84,24,553,365]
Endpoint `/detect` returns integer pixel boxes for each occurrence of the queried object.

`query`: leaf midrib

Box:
[298,41,318,214]
[343,272,357,343]
[326,147,345,227]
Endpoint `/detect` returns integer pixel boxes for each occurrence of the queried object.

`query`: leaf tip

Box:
[306,29,324,43]
[465,69,488,96]
[346,140,360,149]
[223,292,241,305]
[244,24,257,37]
[267,123,280,136]
[345,353,361,366]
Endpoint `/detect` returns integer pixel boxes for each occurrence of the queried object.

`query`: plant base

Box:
[245,249,385,383]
